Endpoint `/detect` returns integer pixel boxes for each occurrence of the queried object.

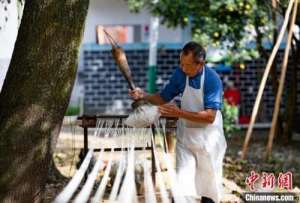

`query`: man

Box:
[129,41,227,203]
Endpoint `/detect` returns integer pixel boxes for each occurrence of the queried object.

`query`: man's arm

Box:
[129,69,182,106]
[179,108,216,124]
[159,104,216,124]
[144,93,167,105]
[129,89,167,105]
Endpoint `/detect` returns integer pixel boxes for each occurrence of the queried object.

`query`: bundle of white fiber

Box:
[125,104,160,128]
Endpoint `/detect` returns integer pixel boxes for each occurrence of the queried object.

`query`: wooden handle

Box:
[112,47,136,90]
[104,29,136,90]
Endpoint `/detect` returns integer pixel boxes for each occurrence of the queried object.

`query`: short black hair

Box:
[181,41,206,63]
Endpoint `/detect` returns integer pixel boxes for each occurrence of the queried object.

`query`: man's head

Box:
[180,41,206,77]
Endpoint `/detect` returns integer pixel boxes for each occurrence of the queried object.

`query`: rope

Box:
[55,118,177,202]
[73,151,105,203]
[117,145,139,203]
[53,149,94,203]
[92,119,120,202]
[108,125,127,200]
[149,128,169,203]
[73,119,116,203]
[143,129,157,203]
[68,116,76,177]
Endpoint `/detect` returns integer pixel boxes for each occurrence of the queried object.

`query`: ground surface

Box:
[44,124,300,203]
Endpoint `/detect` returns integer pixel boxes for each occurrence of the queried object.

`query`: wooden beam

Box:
[265,0,299,158]
[241,0,295,159]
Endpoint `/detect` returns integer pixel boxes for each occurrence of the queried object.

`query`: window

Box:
[96,25,142,44]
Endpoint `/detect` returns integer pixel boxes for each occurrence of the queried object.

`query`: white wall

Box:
[0,0,187,100]
[82,0,184,44]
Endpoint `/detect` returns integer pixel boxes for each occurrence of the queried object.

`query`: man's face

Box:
[180,52,204,77]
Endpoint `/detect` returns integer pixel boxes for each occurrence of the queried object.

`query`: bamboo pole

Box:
[265,0,298,158]
[241,0,295,159]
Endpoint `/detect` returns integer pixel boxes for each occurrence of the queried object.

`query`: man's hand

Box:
[159,103,181,117]
[129,87,146,100]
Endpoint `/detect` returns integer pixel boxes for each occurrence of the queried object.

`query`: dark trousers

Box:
[171,196,215,203]
[201,196,215,203]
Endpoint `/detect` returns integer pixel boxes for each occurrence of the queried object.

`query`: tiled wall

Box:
[81,43,300,121]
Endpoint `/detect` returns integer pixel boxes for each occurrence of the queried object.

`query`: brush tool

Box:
[103,29,160,127]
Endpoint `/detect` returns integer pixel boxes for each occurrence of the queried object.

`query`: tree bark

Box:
[283,38,299,142]
[0,0,89,202]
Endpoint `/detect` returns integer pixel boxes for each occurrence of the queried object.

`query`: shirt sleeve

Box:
[159,68,182,102]
[204,69,223,110]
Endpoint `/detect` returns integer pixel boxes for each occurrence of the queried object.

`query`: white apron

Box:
[176,67,227,203]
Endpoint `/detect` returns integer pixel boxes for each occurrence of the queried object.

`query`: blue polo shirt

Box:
[160,66,223,110]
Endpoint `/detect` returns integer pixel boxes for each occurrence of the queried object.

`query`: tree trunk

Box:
[0,0,89,202]
[283,39,299,142]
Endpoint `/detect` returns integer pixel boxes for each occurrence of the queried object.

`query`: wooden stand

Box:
[76,114,177,184]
